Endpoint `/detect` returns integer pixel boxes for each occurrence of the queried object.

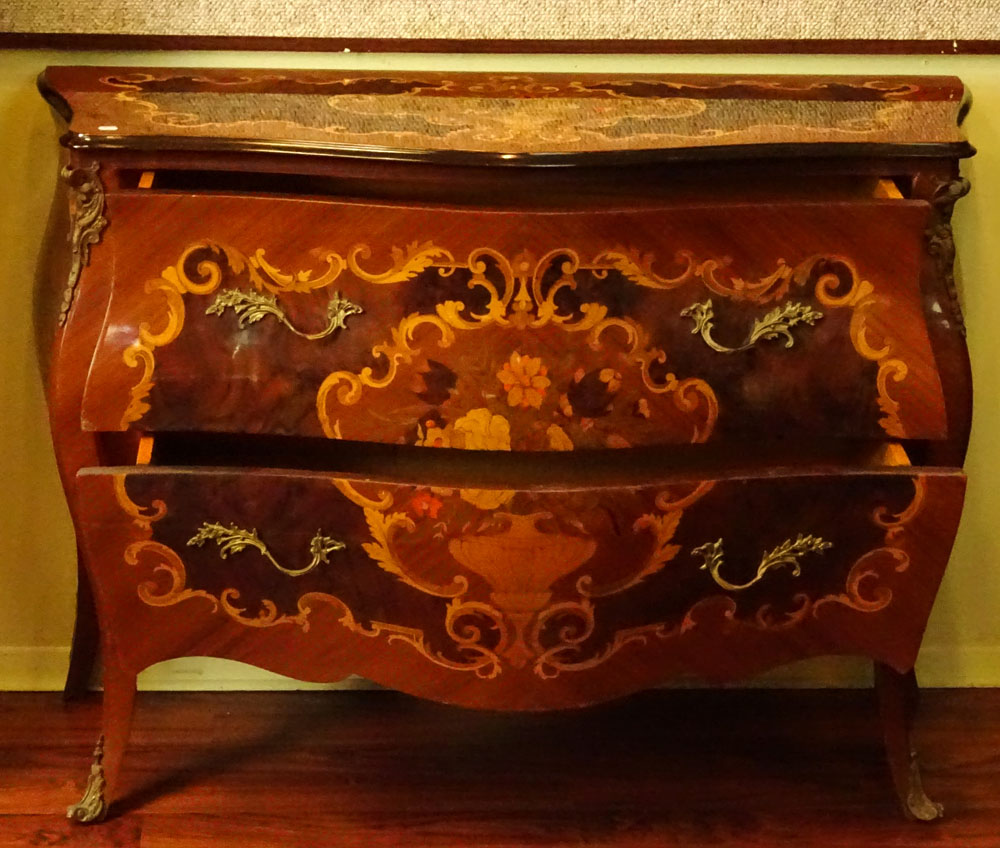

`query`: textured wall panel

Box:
[2,0,999,40]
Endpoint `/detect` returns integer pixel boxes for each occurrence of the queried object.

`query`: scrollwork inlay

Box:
[117,471,930,682]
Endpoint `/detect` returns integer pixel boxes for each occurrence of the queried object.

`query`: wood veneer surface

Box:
[1,689,997,847]
[38,68,969,162]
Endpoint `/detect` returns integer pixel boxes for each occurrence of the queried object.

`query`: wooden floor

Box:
[0,688,998,847]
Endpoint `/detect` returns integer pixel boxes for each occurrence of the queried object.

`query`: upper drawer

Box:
[80,191,946,448]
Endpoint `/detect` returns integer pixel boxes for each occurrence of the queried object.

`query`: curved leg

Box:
[68,665,137,823]
[63,555,100,700]
[874,662,943,821]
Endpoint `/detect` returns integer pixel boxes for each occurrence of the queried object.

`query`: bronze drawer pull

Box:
[206,288,363,340]
[692,533,832,592]
[681,298,823,354]
[187,522,346,576]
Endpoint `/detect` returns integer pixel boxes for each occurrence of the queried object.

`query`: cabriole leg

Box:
[67,666,137,823]
[874,662,943,821]
[63,556,100,700]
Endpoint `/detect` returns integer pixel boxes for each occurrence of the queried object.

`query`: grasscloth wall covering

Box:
[2,1,1000,40]
[1,49,998,691]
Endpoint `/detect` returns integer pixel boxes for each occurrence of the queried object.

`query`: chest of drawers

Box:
[35,67,973,824]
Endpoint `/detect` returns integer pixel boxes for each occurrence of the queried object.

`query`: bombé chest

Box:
[36,67,972,822]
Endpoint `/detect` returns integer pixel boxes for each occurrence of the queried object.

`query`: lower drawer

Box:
[76,464,965,710]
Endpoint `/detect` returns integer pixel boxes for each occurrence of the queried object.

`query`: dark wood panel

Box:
[2,689,999,846]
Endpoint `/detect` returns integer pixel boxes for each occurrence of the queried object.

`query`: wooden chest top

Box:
[39,67,971,163]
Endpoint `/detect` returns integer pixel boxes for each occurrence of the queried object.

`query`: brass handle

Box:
[187,522,346,577]
[206,288,362,340]
[692,533,832,592]
[680,299,823,354]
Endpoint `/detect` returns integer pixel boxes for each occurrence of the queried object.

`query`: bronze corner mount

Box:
[59,162,108,326]
[926,176,972,337]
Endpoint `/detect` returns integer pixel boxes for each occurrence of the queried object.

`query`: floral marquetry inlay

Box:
[113,469,933,682]
[316,242,723,449]
[113,235,927,443]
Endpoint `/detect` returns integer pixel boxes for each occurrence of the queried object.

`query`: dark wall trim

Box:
[3,33,1000,54]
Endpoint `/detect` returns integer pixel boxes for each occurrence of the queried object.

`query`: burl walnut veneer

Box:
[34,67,973,824]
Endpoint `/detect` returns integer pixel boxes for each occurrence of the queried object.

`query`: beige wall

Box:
[1,48,997,690]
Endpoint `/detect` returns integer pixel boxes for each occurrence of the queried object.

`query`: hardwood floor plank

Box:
[1,689,998,846]
[0,816,141,847]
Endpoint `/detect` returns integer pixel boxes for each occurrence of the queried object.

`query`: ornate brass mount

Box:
[59,163,108,326]
[905,750,945,821]
[187,522,346,576]
[925,177,972,337]
[692,533,832,591]
[67,735,107,823]
[206,288,363,340]
[681,299,823,354]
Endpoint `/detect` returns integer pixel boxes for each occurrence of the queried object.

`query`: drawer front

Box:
[80,193,947,447]
[77,465,964,709]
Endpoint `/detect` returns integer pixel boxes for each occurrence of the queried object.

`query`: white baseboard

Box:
[137,658,377,691]
[0,648,374,691]
[1,646,997,692]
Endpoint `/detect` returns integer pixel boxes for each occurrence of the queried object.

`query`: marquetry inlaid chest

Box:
[35,66,973,823]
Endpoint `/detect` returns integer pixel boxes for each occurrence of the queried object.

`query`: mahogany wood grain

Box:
[2,689,1000,846]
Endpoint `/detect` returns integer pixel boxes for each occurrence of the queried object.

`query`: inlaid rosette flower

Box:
[497,352,551,409]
